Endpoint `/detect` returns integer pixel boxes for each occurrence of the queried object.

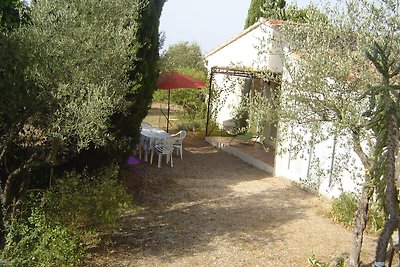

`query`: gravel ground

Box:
[87,133,376,267]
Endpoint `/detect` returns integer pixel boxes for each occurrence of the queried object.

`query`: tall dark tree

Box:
[245,0,286,28]
[112,0,165,148]
[244,0,324,28]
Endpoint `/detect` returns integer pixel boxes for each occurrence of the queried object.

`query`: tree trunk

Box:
[0,179,5,249]
[349,131,373,267]
[350,186,373,266]
[374,115,399,266]
[0,152,39,247]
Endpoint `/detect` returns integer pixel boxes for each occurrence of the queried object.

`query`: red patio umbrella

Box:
[157,72,206,132]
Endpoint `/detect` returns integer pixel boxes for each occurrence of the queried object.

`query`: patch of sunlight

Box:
[228,180,270,194]
[185,147,220,154]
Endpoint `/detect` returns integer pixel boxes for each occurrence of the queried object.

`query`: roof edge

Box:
[204,18,285,58]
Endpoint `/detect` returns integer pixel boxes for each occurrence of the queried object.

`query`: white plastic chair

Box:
[138,122,153,160]
[150,138,175,168]
[139,135,152,161]
[141,122,152,128]
[171,130,187,159]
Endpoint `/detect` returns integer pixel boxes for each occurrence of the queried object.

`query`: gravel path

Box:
[88,134,376,266]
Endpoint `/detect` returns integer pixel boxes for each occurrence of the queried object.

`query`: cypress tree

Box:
[245,0,287,28]
[111,0,165,155]
[244,0,323,28]
[245,0,266,28]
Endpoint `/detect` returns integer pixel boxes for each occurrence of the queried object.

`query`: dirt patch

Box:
[87,133,376,266]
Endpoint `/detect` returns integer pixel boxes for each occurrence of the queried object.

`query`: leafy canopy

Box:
[244,0,326,28]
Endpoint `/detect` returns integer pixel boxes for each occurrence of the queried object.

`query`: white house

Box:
[204,18,364,198]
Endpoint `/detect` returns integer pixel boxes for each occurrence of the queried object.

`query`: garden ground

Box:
[87,130,376,266]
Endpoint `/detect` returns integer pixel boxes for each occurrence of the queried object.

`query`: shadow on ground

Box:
[86,134,321,266]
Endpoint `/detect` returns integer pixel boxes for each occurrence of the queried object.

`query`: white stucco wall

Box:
[212,73,245,126]
[205,19,364,198]
[205,21,284,73]
[274,121,364,198]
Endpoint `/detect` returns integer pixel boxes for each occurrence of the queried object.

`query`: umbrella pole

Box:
[167,90,171,133]
[205,70,214,137]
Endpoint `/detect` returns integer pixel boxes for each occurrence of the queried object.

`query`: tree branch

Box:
[0,146,6,164]
[352,130,372,170]
[3,152,39,218]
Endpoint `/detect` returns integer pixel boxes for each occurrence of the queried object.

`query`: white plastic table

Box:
[140,127,170,161]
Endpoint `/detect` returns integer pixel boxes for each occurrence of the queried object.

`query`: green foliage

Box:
[307,254,344,267]
[3,208,84,267]
[351,0,400,262]
[245,0,272,28]
[285,5,328,24]
[278,1,377,192]
[43,164,133,235]
[307,254,328,267]
[22,0,141,151]
[177,121,202,132]
[0,0,165,245]
[159,41,205,71]
[244,0,324,28]
[331,192,359,226]
[331,192,385,233]
[116,0,166,146]
[0,0,140,209]
[0,0,28,32]
[260,0,287,21]
[1,163,133,266]
[157,42,207,129]
[367,204,385,233]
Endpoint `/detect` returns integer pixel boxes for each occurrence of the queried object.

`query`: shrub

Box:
[3,208,83,267]
[331,192,385,233]
[367,204,385,233]
[177,120,202,132]
[307,254,329,267]
[2,163,134,266]
[331,192,358,226]
[44,164,134,236]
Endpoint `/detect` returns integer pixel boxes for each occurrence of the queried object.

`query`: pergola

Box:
[205,66,282,136]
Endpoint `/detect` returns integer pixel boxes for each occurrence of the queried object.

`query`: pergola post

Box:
[205,69,215,137]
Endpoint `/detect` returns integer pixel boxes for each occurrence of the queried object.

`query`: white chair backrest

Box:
[141,122,152,128]
[172,130,186,145]
[159,138,175,154]
[179,130,187,139]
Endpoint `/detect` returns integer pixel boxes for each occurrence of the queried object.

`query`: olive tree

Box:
[352,1,400,265]
[159,41,205,71]
[281,13,374,265]
[0,0,166,246]
[278,0,400,265]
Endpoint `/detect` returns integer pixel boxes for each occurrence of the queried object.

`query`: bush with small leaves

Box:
[2,208,83,267]
[331,192,359,226]
[44,164,134,236]
[1,163,134,266]
[331,192,385,233]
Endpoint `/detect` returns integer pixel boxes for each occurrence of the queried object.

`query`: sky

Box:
[159,0,325,54]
